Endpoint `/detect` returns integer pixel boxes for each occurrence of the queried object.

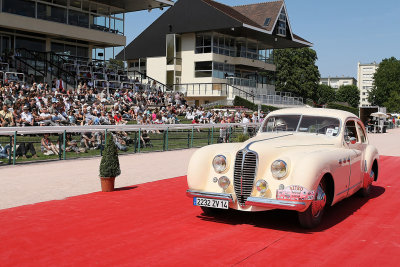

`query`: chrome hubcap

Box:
[311,184,326,217]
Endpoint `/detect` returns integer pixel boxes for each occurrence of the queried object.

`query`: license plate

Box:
[193,197,229,209]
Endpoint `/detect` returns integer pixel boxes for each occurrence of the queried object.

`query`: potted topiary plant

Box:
[99,134,121,192]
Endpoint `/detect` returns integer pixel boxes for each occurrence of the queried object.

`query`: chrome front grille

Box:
[234,150,258,206]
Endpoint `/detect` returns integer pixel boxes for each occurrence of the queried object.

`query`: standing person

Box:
[242,113,250,134]
[56,77,65,93]
[219,116,228,143]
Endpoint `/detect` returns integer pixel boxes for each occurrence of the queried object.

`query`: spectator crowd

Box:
[0,78,265,161]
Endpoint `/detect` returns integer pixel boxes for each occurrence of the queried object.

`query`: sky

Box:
[124,0,400,78]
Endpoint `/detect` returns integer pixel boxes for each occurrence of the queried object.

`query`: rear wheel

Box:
[298,179,327,229]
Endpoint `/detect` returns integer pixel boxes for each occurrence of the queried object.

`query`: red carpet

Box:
[1,156,400,266]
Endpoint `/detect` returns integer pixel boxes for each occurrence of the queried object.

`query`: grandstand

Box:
[0,0,173,92]
[117,0,312,108]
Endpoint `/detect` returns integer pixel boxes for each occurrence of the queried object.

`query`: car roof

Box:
[267,108,358,121]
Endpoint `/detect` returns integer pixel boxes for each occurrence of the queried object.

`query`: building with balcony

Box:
[320,76,357,89]
[357,62,379,107]
[117,0,312,107]
[0,0,173,61]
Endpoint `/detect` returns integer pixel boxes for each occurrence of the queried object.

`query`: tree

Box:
[99,135,121,178]
[274,48,320,101]
[383,91,400,113]
[336,85,360,108]
[315,84,336,106]
[368,57,400,106]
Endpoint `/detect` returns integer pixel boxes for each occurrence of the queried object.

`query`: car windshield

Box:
[262,115,301,132]
[262,115,341,137]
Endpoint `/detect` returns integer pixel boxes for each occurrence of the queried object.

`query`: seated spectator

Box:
[15,142,38,159]
[81,132,96,150]
[65,133,81,153]
[0,104,15,127]
[20,106,35,126]
[38,108,56,126]
[0,143,10,159]
[41,133,59,155]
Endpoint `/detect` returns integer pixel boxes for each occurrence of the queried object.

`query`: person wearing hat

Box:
[20,106,34,126]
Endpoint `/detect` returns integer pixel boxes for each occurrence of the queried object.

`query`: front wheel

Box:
[298,179,327,229]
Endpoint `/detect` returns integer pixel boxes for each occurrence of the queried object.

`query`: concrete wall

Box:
[147,56,167,84]
[0,12,125,47]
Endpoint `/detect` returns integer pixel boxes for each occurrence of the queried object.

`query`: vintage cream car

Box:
[186,108,379,228]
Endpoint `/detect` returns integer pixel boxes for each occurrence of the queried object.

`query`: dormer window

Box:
[263,18,271,27]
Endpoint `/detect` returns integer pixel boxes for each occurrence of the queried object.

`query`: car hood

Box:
[239,132,340,153]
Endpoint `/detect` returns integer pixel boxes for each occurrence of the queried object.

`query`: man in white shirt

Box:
[39,107,56,126]
[20,106,34,126]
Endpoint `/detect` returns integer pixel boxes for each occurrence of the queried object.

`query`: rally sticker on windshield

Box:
[276,185,315,201]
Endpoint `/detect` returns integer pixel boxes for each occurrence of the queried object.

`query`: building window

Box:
[51,42,88,58]
[3,0,36,18]
[277,8,287,37]
[69,9,89,28]
[16,36,46,52]
[37,3,67,24]
[195,61,235,78]
[212,62,234,79]
[195,34,212,54]
[195,61,212,78]
[264,18,271,26]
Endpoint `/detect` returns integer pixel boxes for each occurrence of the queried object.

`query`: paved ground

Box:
[368,127,400,157]
[0,127,398,210]
[0,149,197,209]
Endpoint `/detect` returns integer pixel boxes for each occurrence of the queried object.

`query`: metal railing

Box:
[172,83,255,102]
[129,70,167,92]
[0,123,261,166]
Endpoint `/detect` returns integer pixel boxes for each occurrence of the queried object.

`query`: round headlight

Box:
[213,155,227,173]
[256,179,268,194]
[271,160,288,179]
[218,176,230,190]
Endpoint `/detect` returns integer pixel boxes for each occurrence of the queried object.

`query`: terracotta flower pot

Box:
[100,177,116,192]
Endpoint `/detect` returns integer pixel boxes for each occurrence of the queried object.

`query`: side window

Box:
[344,120,359,143]
[357,122,367,143]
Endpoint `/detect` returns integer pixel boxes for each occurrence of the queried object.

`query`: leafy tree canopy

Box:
[383,91,400,113]
[274,48,320,101]
[336,85,360,108]
[368,57,400,107]
[315,84,336,106]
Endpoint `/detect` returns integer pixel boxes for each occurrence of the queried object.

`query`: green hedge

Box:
[233,96,280,112]
[326,103,359,115]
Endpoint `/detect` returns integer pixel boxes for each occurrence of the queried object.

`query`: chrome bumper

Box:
[186,189,234,203]
[186,190,307,210]
[246,197,307,211]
